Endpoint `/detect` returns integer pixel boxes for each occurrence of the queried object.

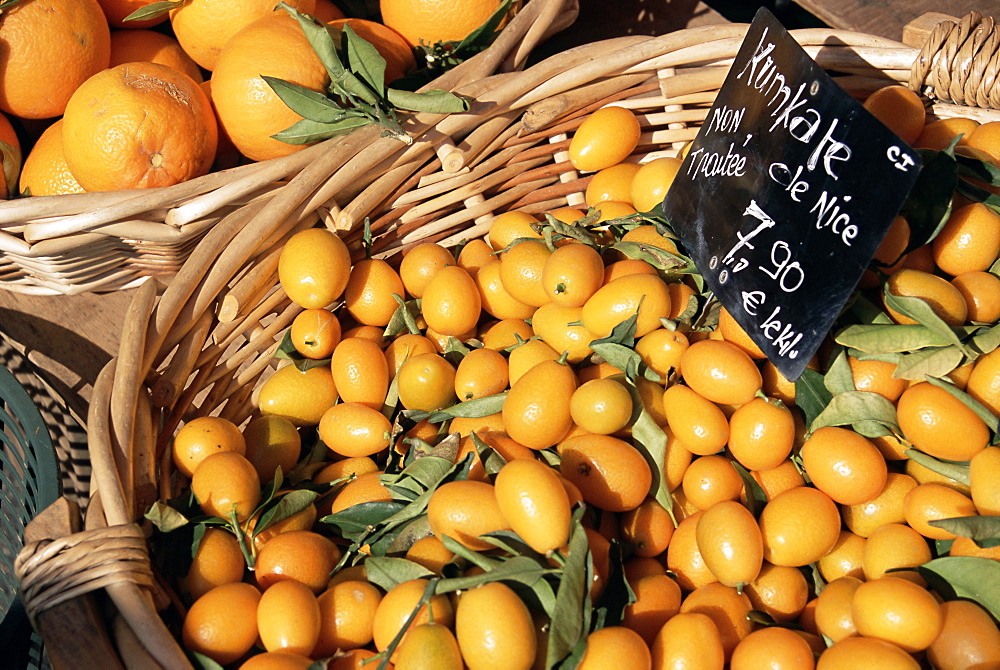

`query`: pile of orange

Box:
[155,90,1000,669]
[1,0,511,198]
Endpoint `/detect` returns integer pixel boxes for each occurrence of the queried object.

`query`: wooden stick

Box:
[150,310,213,410]
[218,244,283,323]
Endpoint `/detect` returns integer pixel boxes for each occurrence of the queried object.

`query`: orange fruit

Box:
[581,273,672,338]
[730,626,816,670]
[800,426,887,505]
[861,215,910,287]
[319,402,392,458]
[541,242,605,308]
[503,359,576,450]
[395,622,464,670]
[602,258,659,285]
[967,346,1000,415]
[848,356,907,403]
[620,497,674,558]
[842,471,918,538]
[109,29,203,83]
[454,347,508,401]
[381,0,506,48]
[278,228,352,310]
[399,242,455,299]
[679,339,762,405]
[696,500,762,587]
[182,582,261,665]
[578,626,651,670]
[455,581,536,670]
[475,259,536,321]
[814,575,862,643]
[966,119,1000,161]
[258,364,339,427]
[970,446,1000,515]
[569,377,633,435]
[851,576,942,652]
[586,162,642,206]
[662,385,730,456]
[191,451,260,521]
[927,599,1000,670]
[717,307,766,359]
[326,471,393,516]
[62,62,216,191]
[951,270,1000,322]
[478,318,533,351]
[422,265,482,336]
[242,414,301,486]
[679,582,753,660]
[863,85,926,145]
[750,458,806,500]
[312,0,347,21]
[17,119,84,196]
[404,535,455,575]
[896,381,989,461]
[903,482,978,540]
[427,479,511,551]
[727,397,795,471]
[249,498,317,552]
[916,116,978,151]
[531,303,594,364]
[665,510,718,591]
[384,333,438,379]
[172,415,246,479]
[949,534,1000,558]
[759,486,840,566]
[331,337,390,409]
[0,0,110,119]
[255,530,341,592]
[816,530,866,582]
[861,522,931,583]
[314,579,382,656]
[499,239,553,308]
[372,578,455,655]
[569,106,641,172]
[681,454,743,511]
[931,202,1000,276]
[344,258,406,327]
[289,308,342,359]
[257,579,321,655]
[816,637,919,670]
[651,611,724,670]
[312,456,379,485]
[487,210,541,251]
[210,9,328,161]
[328,18,416,84]
[454,431,534,483]
[635,327,689,381]
[884,268,968,326]
[170,0,316,72]
[621,574,681,644]
[184,528,246,601]
[239,652,313,670]
[743,561,809,623]
[97,0,167,28]
[631,157,682,213]
[558,433,652,512]
[494,458,571,554]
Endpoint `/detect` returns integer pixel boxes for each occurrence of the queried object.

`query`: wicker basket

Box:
[0,0,579,296]
[20,10,1000,669]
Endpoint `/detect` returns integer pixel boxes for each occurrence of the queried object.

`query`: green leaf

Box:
[416,392,508,423]
[904,449,970,486]
[274,329,332,371]
[625,382,673,517]
[972,323,1000,354]
[882,291,970,356]
[253,489,319,538]
[340,23,387,97]
[592,540,635,627]
[808,390,899,437]
[364,556,435,592]
[956,148,1000,186]
[384,516,435,555]
[190,651,225,670]
[122,0,183,22]
[547,511,590,669]
[262,76,349,124]
[732,461,768,514]
[145,501,189,533]
[918,556,1000,620]
[835,323,957,353]
[895,345,965,381]
[396,455,454,492]
[384,294,422,338]
[281,2,346,80]
[320,501,407,542]
[794,368,832,429]
[271,116,373,145]
[589,340,659,383]
[899,147,957,251]
[823,347,854,396]
[608,240,693,274]
[440,534,504,572]
[386,87,469,114]
[924,376,1000,433]
[434,555,546,593]
[450,0,513,53]
[929,516,1000,548]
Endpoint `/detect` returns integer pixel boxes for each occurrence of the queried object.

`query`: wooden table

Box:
[792,0,1000,40]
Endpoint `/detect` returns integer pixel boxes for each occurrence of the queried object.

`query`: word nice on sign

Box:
[664,8,921,381]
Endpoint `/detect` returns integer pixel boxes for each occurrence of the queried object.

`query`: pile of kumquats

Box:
[151,83,1000,670]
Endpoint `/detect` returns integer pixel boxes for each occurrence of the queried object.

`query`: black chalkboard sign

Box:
[663,8,921,380]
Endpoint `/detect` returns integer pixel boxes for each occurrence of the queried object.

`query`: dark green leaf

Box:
[957,177,1000,215]
[899,147,956,251]
[929,516,1000,548]
[590,340,659,383]
[340,23,387,97]
[956,147,1000,186]
[145,501,189,533]
[592,540,635,627]
[386,88,469,113]
[253,489,319,537]
[271,116,373,145]
[794,368,831,428]
[471,431,507,479]
[747,610,778,626]
[364,556,434,592]
[385,516,434,554]
[732,461,768,513]
[435,555,546,593]
[190,651,225,670]
[451,0,513,53]
[918,556,1000,620]
[262,76,349,124]
[477,530,542,558]
[281,2,346,80]
[440,534,504,572]
[397,455,454,491]
[320,501,407,541]
[548,511,590,669]
[123,0,182,22]
[904,449,970,486]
